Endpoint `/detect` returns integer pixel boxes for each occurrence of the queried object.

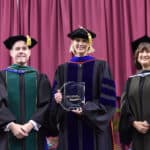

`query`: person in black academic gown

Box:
[52,27,116,150]
[0,35,57,150]
[119,35,150,150]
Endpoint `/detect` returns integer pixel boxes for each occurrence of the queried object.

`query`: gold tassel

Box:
[79,26,93,45]
[87,32,92,45]
[26,35,32,46]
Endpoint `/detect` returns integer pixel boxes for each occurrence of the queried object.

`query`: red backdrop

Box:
[0,0,150,96]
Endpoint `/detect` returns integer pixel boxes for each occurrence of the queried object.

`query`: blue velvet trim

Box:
[70,56,95,62]
[82,121,94,150]
[67,63,78,81]
[82,61,94,150]
[101,87,116,97]
[100,78,116,106]
[100,97,116,107]
[67,113,79,150]
[44,138,48,150]
[66,63,79,150]
[5,65,36,74]
[82,61,94,101]
[102,78,115,87]
[5,68,27,74]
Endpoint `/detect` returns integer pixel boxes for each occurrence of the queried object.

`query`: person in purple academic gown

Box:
[52,27,116,150]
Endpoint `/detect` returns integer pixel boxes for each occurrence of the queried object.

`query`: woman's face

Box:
[137,49,150,69]
[72,38,90,56]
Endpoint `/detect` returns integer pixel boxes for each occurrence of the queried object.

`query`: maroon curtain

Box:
[0,0,18,68]
[2,0,150,149]
[1,0,150,96]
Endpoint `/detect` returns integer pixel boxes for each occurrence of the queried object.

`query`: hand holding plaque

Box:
[59,81,85,111]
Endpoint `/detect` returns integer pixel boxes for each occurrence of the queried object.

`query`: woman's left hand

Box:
[71,107,83,115]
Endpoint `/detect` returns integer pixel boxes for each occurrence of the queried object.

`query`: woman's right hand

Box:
[54,89,62,103]
[132,120,150,134]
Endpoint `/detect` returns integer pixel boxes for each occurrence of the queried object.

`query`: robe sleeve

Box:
[120,79,135,124]
[51,65,66,126]
[30,74,58,136]
[82,61,116,131]
[0,72,16,131]
[119,78,134,145]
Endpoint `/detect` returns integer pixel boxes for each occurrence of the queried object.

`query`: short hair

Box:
[134,42,150,69]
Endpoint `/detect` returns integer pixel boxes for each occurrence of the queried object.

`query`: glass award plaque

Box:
[60,81,85,111]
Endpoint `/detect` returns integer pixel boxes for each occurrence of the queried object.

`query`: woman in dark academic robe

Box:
[119,36,150,150]
[0,35,57,150]
[52,27,116,150]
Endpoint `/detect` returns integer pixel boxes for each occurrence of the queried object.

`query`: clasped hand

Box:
[9,122,34,139]
[133,120,150,134]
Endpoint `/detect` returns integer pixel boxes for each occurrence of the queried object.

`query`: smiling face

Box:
[71,38,90,56]
[137,50,150,69]
[10,41,31,66]
[136,43,150,69]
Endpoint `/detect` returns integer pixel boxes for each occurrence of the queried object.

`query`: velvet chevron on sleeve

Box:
[52,56,116,150]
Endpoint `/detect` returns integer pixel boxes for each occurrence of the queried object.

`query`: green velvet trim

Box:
[7,64,37,150]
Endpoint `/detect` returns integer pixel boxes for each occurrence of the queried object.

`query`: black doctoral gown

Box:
[52,56,116,150]
[120,71,150,150]
[0,65,57,150]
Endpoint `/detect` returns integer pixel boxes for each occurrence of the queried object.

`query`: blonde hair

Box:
[69,42,95,55]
